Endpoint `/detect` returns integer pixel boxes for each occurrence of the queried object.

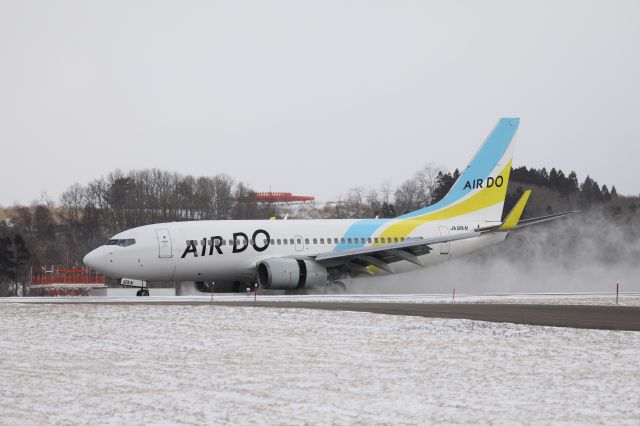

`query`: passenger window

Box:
[221,239,226,246]
[313,238,317,244]
[277,239,281,245]
[374,237,379,243]
[304,238,309,244]
[401,237,405,242]
[228,239,233,245]
[367,238,372,243]
[347,238,352,244]
[283,239,288,245]
[340,238,345,244]
[290,239,295,245]
[360,238,365,244]
[320,238,324,244]
[270,239,275,245]
[394,237,399,243]
[334,238,339,244]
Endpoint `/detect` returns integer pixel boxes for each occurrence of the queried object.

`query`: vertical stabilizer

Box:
[399,117,519,222]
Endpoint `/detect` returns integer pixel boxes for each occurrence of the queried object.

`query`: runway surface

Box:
[208,301,640,331]
[4,294,640,331]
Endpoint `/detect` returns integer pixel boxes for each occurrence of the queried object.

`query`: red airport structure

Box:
[29,266,107,297]
[254,192,315,203]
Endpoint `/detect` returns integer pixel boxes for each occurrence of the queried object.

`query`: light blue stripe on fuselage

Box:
[334,218,391,251]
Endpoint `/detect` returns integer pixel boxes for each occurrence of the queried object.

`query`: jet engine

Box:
[257,258,327,290]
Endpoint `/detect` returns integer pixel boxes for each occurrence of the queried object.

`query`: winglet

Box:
[498,190,531,231]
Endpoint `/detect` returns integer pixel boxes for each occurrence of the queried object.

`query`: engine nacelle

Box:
[257,258,327,290]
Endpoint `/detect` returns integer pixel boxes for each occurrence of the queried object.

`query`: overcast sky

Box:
[1,0,639,206]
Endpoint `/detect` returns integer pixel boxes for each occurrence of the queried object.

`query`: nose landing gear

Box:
[136,288,150,296]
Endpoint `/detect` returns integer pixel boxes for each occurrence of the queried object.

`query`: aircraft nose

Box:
[83,247,106,273]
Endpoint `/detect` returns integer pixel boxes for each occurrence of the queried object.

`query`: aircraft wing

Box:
[312,189,577,276]
[313,231,480,274]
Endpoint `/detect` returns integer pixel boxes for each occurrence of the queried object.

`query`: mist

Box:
[349,211,640,294]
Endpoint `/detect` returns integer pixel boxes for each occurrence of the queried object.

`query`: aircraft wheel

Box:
[332,281,347,294]
[141,288,150,296]
[136,289,142,296]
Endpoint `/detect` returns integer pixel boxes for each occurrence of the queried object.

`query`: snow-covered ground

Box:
[1,304,639,424]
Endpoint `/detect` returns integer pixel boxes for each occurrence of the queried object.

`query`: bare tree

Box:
[393,164,443,214]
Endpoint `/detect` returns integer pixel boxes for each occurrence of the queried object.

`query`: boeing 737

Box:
[83,118,575,294]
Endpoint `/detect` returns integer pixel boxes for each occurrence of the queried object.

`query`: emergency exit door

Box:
[155,229,173,258]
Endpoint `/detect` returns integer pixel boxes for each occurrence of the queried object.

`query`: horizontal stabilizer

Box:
[514,211,578,229]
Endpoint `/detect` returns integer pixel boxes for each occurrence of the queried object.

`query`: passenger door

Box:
[155,229,173,258]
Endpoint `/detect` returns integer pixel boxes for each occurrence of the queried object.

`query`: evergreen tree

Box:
[431,171,456,204]
[567,171,579,193]
[0,233,28,282]
[0,236,16,281]
[549,168,559,190]
[579,176,595,207]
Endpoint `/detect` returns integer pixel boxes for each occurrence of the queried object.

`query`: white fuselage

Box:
[83,118,522,291]
[84,217,507,287]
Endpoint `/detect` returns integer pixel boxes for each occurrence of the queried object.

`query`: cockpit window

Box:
[109,238,136,247]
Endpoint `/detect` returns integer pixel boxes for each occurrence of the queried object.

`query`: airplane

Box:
[83,118,575,294]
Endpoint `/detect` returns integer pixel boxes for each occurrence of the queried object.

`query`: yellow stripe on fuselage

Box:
[377,161,512,242]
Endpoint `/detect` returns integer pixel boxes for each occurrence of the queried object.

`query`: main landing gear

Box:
[329,280,347,294]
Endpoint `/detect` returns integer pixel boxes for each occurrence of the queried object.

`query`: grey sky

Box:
[1,0,639,206]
